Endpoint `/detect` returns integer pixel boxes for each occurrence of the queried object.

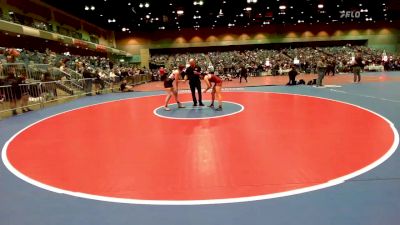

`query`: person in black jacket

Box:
[82,64,94,96]
[287,65,298,85]
[185,59,204,106]
[240,65,248,83]
[353,51,363,83]
[5,72,21,115]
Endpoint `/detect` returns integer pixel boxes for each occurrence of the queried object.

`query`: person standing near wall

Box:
[239,64,248,83]
[353,51,363,83]
[316,57,327,87]
[82,64,94,96]
[288,65,298,85]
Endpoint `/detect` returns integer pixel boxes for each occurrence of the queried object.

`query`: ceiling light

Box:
[279,5,286,10]
[145,2,150,7]
[193,0,204,6]
[177,10,184,15]
[128,2,131,5]
[90,6,95,10]
[318,4,323,9]
[139,3,144,8]
[85,6,89,10]
[245,7,252,11]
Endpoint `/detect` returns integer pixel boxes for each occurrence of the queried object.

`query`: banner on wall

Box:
[96,44,107,52]
[22,26,40,37]
[73,39,89,48]
[131,55,141,63]
[57,35,73,44]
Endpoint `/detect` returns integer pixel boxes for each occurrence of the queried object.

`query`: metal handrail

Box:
[0,74,152,119]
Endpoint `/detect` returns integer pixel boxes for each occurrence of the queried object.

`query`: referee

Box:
[185,59,204,106]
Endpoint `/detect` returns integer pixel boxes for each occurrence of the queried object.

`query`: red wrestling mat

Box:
[4,92,397,204]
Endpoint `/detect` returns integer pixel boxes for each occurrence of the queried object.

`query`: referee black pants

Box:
[288,74,296,85]
[190,82,202,105]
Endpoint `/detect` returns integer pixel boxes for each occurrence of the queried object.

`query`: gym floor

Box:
[1,72,399,225]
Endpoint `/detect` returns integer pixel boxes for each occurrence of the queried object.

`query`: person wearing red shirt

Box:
[203,67,223,111]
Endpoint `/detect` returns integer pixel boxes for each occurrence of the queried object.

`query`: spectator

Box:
[287,65,299,85]
[316,57,327,87]
[120,79,135,92]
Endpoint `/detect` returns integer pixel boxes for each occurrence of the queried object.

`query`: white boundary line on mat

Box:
[1,91,399,205]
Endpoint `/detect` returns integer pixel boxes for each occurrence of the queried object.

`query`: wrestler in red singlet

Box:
[203,68,223,111]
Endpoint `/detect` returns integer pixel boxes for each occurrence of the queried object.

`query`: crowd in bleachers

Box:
[173,53,209,70]
[0,47,153,115]
[150,45,400,77]
[0,47,152,83]
[1,8,101,44]
[150,55,169,66]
